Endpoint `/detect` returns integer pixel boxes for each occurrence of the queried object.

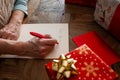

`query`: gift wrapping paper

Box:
[45,44,118,80]
[94,0,120,40]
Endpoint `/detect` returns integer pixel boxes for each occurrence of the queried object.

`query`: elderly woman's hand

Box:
[0,10,25,40]
[21,35,58,58]
[0,22,21,40]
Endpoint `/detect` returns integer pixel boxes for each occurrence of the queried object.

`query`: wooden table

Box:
[0,0,120,80]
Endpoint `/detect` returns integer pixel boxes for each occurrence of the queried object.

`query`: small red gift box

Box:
[65,0,97,7]
[45,44,118,80]
[94,0,120,40]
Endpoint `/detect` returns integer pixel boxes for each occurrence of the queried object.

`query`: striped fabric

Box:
[0,0,15,29]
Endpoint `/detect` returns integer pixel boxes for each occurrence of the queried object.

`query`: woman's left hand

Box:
[0,10,25,40]
[0,23,21,40]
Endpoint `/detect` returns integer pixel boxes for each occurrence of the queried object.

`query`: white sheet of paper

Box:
[0,24,69,59]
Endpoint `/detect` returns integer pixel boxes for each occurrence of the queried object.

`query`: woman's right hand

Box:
[22,36,58,58]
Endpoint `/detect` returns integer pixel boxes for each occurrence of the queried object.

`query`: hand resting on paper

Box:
[0,22,21,40]
[0,35,58,58]
[24,35,58,57]
[0,10,25,40]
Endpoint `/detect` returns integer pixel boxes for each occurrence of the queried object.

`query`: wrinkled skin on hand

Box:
[22,35,58,58]
[0,10,25,40]
[0,23,21,40]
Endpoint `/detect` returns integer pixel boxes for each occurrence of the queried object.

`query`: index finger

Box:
[40,39,59,45]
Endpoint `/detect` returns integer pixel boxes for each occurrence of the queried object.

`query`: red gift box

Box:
[45,44,118,80]
[94,0,120,40]
[65,0,97,7]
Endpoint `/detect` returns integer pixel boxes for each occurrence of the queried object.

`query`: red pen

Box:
[30,32,50,38]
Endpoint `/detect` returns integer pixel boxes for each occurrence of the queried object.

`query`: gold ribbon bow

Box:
[52,54,78,80]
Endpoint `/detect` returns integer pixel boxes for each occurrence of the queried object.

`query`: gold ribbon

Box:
[52,54,78,80]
